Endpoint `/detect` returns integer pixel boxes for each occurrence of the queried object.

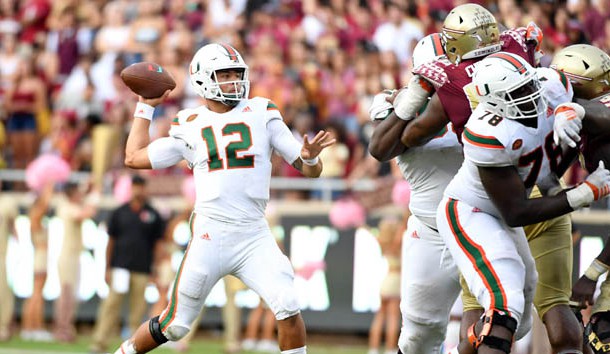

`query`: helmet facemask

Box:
[500,76,546,120]
[205,68,250,107]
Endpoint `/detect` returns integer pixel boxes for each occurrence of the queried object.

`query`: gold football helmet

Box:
[550,44,610,100]
[441,4,501,65]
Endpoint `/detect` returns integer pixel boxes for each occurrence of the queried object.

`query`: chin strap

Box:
[467,309,517,354]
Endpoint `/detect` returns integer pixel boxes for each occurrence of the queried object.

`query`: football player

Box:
[457,64,586,354]
[112,43,335,354]
[369,33,465,354]
[371,3,587,352]
[437,52,610,354]
[550,44,610,353]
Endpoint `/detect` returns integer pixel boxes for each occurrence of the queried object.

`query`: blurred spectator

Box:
[368,217,402,354]
[18,0,51,47]
[0,187,18,341]
[54,183,97,342]
[242,299,277,353]
[45,4,80,82]
[90,175,165,353]
[20,182,54,342]
[372,1,423,66]
[54,182,97,342]
[202,0,246,42]
[126,0,166,62]
[3,54,46,174]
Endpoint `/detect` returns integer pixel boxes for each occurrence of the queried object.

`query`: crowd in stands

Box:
[0,0,607,196]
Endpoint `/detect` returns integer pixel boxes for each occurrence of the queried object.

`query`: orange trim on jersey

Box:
[463,128,504,149]
[159,214,196,332]
[555,70,570,92]
[489,52,527,74]
[431,33,444,57]
[445,199,510,313]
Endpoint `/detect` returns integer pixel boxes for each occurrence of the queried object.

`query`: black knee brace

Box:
[149,316,169,345]
[467,309,517,354]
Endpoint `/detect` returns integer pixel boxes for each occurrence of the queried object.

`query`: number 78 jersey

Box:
[169,97,302,223]
[443,104,561,218]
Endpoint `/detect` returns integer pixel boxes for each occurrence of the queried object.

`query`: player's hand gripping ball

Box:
[120,62,176,98]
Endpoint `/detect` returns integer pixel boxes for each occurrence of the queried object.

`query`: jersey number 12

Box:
[201,123,254,171]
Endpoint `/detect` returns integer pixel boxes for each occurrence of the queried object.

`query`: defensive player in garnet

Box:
[114,43,335,354]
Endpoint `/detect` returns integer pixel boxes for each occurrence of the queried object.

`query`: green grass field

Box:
[0,334,368,354]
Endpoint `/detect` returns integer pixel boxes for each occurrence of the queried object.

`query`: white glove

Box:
[369,89,395,121]
[553,102,585,149]
[393,75,434,120]
[566,161,610,209]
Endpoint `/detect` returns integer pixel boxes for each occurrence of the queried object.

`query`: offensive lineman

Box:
[372,4,587,352]
[437,52,610,354]
[369,33,465,354]
[369,4,544,350]
[112,43,335,354]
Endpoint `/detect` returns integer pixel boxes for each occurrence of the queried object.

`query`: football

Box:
[120,62,176,99]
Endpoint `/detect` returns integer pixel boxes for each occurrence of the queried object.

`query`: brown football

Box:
[120,62,176,99]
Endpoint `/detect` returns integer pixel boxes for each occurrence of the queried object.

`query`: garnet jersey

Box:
[168,97,301,223]
[413,29,536,141]
[395,123,463,227]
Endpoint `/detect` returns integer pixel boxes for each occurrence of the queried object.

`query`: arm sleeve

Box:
[147,137,192,169]
[267,119,302,165]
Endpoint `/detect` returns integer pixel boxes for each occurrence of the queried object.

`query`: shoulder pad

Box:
[413,58,451,88]
[169,108,199,140]
[537,67,573,109]
[501,28,529,53]
[249,97,282,124]
[464,108,513,148]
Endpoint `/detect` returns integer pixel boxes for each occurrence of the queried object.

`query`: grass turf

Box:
[0,335,369,354]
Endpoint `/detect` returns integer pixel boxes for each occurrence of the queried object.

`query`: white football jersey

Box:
[168,97,301,223]
[396,123,463,227]
[443,66,573,218]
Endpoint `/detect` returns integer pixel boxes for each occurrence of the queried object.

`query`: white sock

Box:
[114,340,137,354]
[281,346,307,354]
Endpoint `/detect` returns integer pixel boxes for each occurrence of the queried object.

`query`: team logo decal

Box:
[512,139,523,150]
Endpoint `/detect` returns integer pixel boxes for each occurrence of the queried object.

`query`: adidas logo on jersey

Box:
[411,230,419,239]
[242,106,252,112]
[200,233,211,241]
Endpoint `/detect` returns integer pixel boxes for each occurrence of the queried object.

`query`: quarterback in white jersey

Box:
[369,33,465,354]
[113,43,335,354]
[436,52,610,354]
